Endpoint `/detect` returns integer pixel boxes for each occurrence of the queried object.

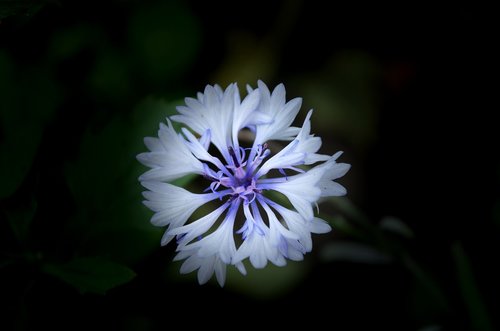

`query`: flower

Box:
[137,81,350,286]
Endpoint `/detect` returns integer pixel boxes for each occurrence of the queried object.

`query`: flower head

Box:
[137,81,350,286]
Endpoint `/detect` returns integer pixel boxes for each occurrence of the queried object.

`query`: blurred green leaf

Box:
[214,34,277,86]
[128,1,200,82]
[325,197,381,240]
[300,51,381,148]
[403,254,450,313]
[452,242,493,331]
[65,98,191,264]
[43,257,136,295]
[0,51,61,198]
[326,197,371,225]
[0,0,43,19]
[320,242,391,264]
[88,49,131,101]
[320,214,367,239]
[48,24,101,60]
[5,196,37,243]
[131,97,183,138]
[379,216,414,238]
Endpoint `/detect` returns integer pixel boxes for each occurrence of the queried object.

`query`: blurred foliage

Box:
[128,1,200,83]
[1,0,203,298]
[299,51,381,149]
[320,241,391,264]
[0,51,61,198]
[452,243,493,331]
[0,0,45,20]
[213,0,301,86]
[64,98,182,264]
[5,194,37,244]
[43,257,136,295]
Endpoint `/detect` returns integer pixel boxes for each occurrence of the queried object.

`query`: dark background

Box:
[1,1,498,330]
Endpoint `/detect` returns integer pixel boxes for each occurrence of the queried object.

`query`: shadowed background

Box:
[1,1,497,330]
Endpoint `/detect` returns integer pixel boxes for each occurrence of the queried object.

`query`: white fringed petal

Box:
[256,109,330,177]
[141,181,217,245]
[253,81,302,145]
[137,119,204,182]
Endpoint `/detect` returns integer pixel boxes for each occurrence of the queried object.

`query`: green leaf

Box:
[403,254,450,313]
[48,24,101,60]
[320,242,391,264]
[0,51,61,198]
[320,214,367,239]
[379,216,414,238]
[5,196,37,243]
[128,1,200,82]
[299,50,381,148]
[452,242,493,331]
[43,257,136,295]
[88,48,132,101]
[0,0,43,19]
[64,98,190,264]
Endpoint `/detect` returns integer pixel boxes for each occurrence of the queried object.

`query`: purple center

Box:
[203,143,270,203]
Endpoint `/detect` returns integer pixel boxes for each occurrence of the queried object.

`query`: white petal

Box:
[233,229,285,269]
[141,181,215,227]
[173,249,192,261]
[233,201,291,268]
[272,204,312,252]
[214,84,224,98]
[175,249,223,286]
[257,109,332,176]
[249,242,268,269]
[326,161,351,180]
[137,119,204,182]
[183,201,240,264]
[261,202,300,241]
[138,167,176,182]
[143,137,162,151]
[320,181,347,196]
[266,153,350,217]
[170,203,229,248]
[172,84,238,156]
[235,262,247,275]
[160,229,175,246]
[269,83,286,114]
[267,168,324,219]
[317,157,351,197]
[180,254,201,274]
[270,252,287,267]
[214,258,227,287]
[197,256,216,285]
[253,81,303,144]
[310,217,332,234]
[287,245,305,261]
[233,88,259,130]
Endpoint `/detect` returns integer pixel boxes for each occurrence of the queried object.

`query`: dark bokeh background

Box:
[1,1,498,330]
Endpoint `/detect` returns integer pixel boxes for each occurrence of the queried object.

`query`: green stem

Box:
[452,242,493,331]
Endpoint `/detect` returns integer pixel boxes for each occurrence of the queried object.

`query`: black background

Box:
[1,1,497,330]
